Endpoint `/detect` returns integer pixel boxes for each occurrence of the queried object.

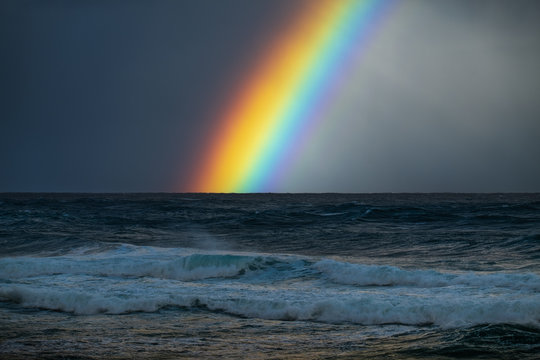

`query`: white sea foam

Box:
[1,282,539,329]
[0,246,269,281]
[1,245,539,329]
[314,259,540,291]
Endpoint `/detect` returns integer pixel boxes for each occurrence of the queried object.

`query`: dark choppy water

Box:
[1,193,539,359]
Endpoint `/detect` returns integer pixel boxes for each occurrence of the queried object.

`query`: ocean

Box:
[1,193,539,359]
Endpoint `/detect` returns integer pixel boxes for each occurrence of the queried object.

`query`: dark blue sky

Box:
[1,0,298,191]
[2,0,540,192]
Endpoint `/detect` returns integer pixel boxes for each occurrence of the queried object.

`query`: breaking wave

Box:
[1,244,539,329]
[1,284,539,329]
[314,259,540,290]
[0,245,276,281]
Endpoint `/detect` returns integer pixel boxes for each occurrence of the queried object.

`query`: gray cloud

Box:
[282,0,540,192]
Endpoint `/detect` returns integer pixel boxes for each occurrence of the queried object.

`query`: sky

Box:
[1,0,540,193]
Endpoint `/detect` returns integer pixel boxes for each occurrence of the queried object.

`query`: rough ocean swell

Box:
[1,193,539,359]
[2,244,539,329]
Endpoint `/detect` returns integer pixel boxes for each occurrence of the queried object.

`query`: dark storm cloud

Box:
[0,0,296,192]
[1,0,540,192]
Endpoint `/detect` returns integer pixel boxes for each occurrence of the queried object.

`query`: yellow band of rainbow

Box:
[188,0,394,193]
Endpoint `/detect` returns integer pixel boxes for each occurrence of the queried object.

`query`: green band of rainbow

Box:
[188,0,394,193]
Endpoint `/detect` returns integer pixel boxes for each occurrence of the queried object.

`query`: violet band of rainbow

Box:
[189,0,395,193]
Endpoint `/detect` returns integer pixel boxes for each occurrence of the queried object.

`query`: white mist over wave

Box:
[1,244,539,328]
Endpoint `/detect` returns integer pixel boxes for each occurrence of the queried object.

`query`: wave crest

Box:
[0,250,270,281]
[1,285,539,329]
[314,259,540,290]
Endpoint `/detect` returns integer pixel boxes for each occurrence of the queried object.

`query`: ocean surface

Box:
[1,193,539,359]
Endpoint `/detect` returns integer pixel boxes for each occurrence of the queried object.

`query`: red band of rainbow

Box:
[188,0,394,193]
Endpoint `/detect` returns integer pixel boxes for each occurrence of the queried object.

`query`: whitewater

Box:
[1,193,539,358]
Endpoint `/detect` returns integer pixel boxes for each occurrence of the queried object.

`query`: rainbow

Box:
[188,0,394,193]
